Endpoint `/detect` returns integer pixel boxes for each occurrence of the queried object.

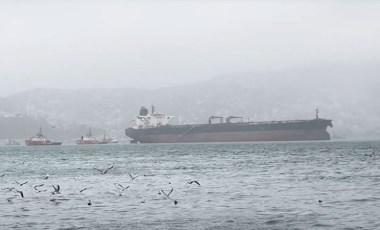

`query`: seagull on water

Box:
[93,165,114,175]
[365,150,375,157]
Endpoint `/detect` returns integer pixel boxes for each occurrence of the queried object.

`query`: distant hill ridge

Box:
[1,68,379,139]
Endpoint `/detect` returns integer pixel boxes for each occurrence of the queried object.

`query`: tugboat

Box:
[76,128,108,145]
[25,127,62,146]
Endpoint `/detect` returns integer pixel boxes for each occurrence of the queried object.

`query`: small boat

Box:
[76,128,108,145]
[25,127,62,146]
[106,137,119,144]
[4,139,21,146]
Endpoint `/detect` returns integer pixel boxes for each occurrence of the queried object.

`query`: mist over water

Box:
[1,141,379,229]
[1,0,380,229]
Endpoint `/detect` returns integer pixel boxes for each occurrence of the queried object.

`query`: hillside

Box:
[1,66,379,140]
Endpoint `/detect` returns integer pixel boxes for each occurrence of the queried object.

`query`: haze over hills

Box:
[1,66,379,141]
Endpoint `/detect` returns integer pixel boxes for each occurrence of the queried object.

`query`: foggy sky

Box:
[1,0,379,96]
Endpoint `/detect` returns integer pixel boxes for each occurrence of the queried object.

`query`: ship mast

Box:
[316,108,319,119]
[37,127,43,138]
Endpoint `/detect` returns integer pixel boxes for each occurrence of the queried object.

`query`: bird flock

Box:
[1,163,201,208]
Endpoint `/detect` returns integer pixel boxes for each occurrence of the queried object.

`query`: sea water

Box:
[0,141,379,229]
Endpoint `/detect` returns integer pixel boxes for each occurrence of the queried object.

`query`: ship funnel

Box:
[139,106,149,116]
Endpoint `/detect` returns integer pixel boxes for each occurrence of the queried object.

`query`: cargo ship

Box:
[25,127,62,146]
[125,106,333,143]
[76,128,108,145]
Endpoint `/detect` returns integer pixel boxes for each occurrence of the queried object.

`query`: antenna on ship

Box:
[36,126,44,138]
[316,108,319,119]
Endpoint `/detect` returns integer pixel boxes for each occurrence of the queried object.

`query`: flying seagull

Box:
[185,180,201,187]
[52,185,60,195]
[2,187,16,192]
[160,188,178,205]
[15,181,28,186]
[16,190,24,198]
[33,184,47,193]
[93,165,114,175]
[80,187,93,193]
[161,188,173,199]
[128,172,138,181]
[114,183,129,196]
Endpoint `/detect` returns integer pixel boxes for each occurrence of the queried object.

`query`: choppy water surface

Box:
[1,141,380,229]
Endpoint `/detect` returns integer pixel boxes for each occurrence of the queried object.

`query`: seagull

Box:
[52,185,60,195]
[160,188,178,205]
[16,190,24,198]
[161,188,173,199]
[33,184,47,193]
[15,113,22,117]
[2,187,16,192]
[80,187,93,193]
[15,181,28,186]
[88,200,92,206]
[93,165,114,175]
[365,150,375,157]
[185,180,201,187]
[7,197,13,203]
[128,172,138,181]
[114,183,129,191]
[114,183,129,196]
[51,125,56,128]
[43,174,49,180]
